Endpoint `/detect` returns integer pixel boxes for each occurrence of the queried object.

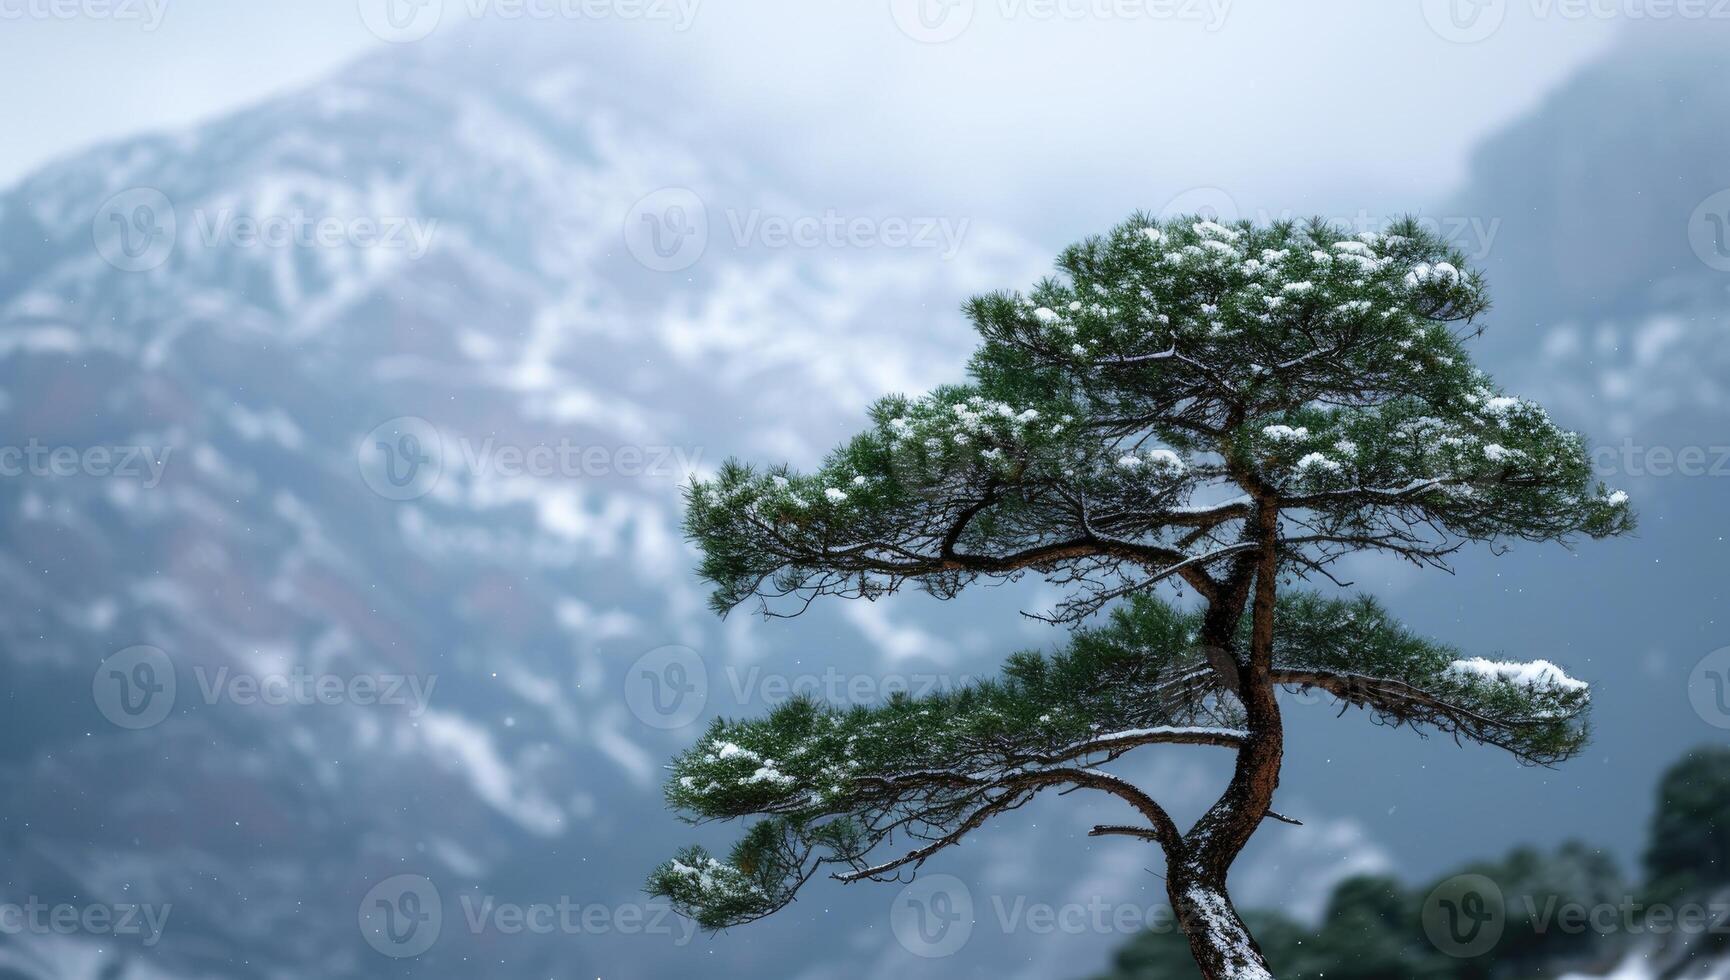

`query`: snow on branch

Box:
[1249,391,1634,554]
[1265,592,1591,765]
[1445,657,1587,694]
[684,384,1250,621]
[967,214,1490,436]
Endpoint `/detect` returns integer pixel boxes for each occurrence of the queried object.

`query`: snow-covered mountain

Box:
[0,25,1058,979]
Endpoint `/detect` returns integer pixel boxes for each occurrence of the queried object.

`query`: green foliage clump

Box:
[683,213,1630,623]
[649,591,1594,928]
[1644,747,1730,903]
[1267,592,1592,765]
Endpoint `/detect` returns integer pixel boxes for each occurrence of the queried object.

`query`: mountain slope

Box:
[0,26,1049,979]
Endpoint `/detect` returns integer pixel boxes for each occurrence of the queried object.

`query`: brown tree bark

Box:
[1164,502,1286,978]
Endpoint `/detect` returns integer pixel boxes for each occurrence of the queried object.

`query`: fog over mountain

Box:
[0,17,1726,980]
[1451,22,1730,439]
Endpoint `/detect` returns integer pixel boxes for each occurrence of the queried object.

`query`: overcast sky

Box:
[3,0,1619,225]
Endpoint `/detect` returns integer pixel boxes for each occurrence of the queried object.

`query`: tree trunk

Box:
[1168,868,1275,980]
[1167,503,1284,978]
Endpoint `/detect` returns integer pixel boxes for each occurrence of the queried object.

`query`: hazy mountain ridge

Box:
[1450,25,1730,450]
[1454,24,1730,326]
[0,29,1049,979]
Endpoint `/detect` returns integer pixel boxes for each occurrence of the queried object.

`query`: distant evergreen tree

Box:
[1306,875,1428,979]
[1644,748,1730,904]
[1097,844,1626,980]
[1455,843,1627,978]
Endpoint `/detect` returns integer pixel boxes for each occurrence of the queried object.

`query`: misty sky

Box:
[3,0,1618,224]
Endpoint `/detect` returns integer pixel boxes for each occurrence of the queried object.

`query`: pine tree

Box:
[1643,747,1730,903]
[647,213,1633,979]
